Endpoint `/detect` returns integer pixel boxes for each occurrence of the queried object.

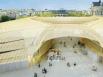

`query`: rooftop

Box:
[32,17,98,24]
[0,16,103,64]
[93,2,101,6]
[92,0,101,6]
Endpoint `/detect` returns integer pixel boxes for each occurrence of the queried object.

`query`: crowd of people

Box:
[33,38,98,77]
[34,64,48,77]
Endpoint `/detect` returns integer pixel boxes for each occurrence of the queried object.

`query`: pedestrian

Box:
[49,56,53,61]
[74,63,77,66]
[44,68,47,74]
[73,45,75,48]
[38,64,40,68]
[67,62,70,67]
[49,62,52,67]
[64,42,66,47]
[74,51,77,53]
[57,51,60,55]
[42,68,47,74]
[92,65,97,71]
[34,73,37,77]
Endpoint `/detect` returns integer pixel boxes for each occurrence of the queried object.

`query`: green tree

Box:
[35,12,55,17]
[68,12,90,17]
[1,15,10,22]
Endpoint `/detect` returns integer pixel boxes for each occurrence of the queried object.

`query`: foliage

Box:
[35,12,55,17]
[0,15,16,22]
[0,15,10,22]
[68,12,90,17]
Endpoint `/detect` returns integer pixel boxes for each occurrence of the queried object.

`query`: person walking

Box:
[67,62,70,67]
[49,62,52,67]
[42,68,47,74]
[34,73,37,77]
[74,62,77,66]
[92,65,97,71]
[38,64,41,68]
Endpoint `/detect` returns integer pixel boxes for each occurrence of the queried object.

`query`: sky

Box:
[0,0,101,10]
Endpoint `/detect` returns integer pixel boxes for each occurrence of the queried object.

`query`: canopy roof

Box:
[0,16,103,63]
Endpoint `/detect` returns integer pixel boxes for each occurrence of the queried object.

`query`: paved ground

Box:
[0,37,103,77]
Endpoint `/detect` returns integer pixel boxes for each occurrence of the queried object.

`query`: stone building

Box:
[91,0,103,16]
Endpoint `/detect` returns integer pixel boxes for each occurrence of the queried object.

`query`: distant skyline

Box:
[0,0,101,10]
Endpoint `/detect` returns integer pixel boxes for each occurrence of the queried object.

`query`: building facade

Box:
[91,0,103,16]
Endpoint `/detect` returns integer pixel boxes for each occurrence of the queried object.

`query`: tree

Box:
[1,15,10,22]
[35,12,55,17]
[68,11,90,17]
[0,15,16,22]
